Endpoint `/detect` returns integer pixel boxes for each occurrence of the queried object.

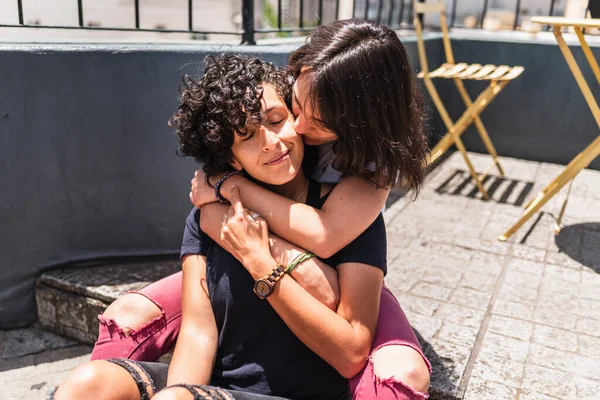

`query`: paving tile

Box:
[544,263,582,283]
[498,283,539,306]
[462,377,517,400]
[532,307,578,330]
[505,258,545,277]
[545,252,584,270]
[493,299,535,320]
[421,266,463,288]
[469,354,524,388]
[403,311,443,343]
[503,269,543,291]
[0,328,77,360]
[518,391,563,400]
[467,253,505,277]
[511,244,547,263]
[423,339,470,400]
[487,315,533,342]
[537,291,581,315]
[576,318,600,338]
[395,292,442,317]
[521,364,576,399]
[479,332,530,363]
[458,271,497,292]
[576,377,600,400]
[437,322,479,348]
[434,303,486,329]
[574,354,600,381]
[527,343,577,373]
[532,325,578,352]
[578,334,600,358]
[448,288,492,311]
[410,282,453,302]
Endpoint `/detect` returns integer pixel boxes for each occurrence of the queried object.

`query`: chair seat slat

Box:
[442,63,470,78]
[482,65,511,80]
[468,64,497,79]
[498,66,525,81]
[454,64,483,79]
[427,63,454,78]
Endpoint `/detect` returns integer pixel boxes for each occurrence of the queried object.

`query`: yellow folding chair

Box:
[414,1,525,199]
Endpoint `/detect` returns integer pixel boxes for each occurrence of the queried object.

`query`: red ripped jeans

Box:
[91,272,430,399]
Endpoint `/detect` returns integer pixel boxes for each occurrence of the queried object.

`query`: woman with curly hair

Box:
[52,52,424,400]
[88,19,431,400]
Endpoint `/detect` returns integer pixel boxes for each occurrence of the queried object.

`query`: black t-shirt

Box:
[180,180,387,399]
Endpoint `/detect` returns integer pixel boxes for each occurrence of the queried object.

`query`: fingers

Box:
[228,186,245,216]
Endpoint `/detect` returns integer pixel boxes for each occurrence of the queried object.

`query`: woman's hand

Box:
[220,186,273,276]
[190,169,219,208]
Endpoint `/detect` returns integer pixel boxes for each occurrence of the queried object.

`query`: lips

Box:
[265,150,290,165]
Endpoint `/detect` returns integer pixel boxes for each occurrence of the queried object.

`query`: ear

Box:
[229,156,243,171]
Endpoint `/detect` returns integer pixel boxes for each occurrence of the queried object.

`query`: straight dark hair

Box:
[288,19,428,194]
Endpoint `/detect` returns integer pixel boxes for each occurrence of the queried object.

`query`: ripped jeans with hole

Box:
[90,272,431,400]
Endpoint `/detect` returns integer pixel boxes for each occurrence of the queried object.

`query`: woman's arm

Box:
[191,171,389,258]
[167,255,218,386]
[200,202,340,310]
[219,188,384,378]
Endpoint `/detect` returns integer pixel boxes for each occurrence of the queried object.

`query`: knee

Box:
[54,362,109,399]
[372,345,430,395]
[102,293,163,335]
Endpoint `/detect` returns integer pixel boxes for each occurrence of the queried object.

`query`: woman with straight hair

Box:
[90,20,431,400]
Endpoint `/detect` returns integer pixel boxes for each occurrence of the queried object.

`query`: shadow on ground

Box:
[415,331,459,400]
[555,223,600,272]
[436,169,534,206]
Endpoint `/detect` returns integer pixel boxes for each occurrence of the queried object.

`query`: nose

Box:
[293,115,305,135]
[261,126,279,151]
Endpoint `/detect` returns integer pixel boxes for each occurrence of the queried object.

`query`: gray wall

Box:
[0,43,292,328]
[1,33,599,327]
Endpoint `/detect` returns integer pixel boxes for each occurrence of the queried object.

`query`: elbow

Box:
[338,355,369,379]
[311,241,339,259]
[336,345,371,379]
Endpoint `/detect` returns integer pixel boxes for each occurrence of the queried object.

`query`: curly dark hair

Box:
[169,54,294,180]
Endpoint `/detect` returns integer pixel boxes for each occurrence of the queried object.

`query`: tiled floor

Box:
[2,152,600,399]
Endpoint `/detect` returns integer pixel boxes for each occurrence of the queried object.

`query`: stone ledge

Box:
[36,259,181,344]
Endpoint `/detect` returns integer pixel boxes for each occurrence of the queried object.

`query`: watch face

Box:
[254,280,272,299]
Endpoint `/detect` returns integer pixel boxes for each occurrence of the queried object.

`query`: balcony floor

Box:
[2,151,600,399]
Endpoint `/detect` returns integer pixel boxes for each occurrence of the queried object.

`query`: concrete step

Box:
[36,259,181,344]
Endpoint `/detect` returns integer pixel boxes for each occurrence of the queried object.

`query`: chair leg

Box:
[451,134,490,199]
[499,135,600,241]
[454,78,506,176]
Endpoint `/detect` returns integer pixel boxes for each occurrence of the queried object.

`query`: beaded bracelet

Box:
[285,251,316,275]
[214,171,244,203]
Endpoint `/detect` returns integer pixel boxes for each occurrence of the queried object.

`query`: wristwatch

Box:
[253,265,285,299]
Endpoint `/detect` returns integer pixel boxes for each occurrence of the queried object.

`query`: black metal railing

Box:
[0,0,571,44]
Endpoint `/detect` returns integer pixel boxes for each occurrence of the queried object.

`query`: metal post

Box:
[17,0,24,25]
[451,0,458,28]
[188,0,193,31]
[242,0,256,45]
[278,0,282,29]
[134,0,140,29]
[389,0,395,25]
[365,0,370,20]
[480,0,490,29]
[514,0,522,30]
[318,0,323,25]
[77,0,83,27]
[417,0,424,25]
[299,0,304,28]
